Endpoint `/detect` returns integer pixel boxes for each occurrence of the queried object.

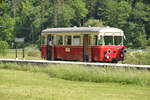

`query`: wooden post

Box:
[15,43,18,59]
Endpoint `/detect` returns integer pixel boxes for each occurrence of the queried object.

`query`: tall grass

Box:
[0,63,150,86]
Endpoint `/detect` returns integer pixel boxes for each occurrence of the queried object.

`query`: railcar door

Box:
[83,34,91,62]
[47,35,54,60]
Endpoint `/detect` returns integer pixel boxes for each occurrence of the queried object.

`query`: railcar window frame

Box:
[93,35,98,46]
[104,36,114,46]
[56,35,63,45]
[97,35,103,46]
[114,36,123,46]
[92,35,104,46]
[64,35,72,45]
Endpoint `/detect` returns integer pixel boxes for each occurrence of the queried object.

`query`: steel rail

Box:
[0,59,150,69]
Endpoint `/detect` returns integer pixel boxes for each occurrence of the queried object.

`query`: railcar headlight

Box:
[121,54,124,57]
[123,50,127,53]
[105,55,110,59]
[107,49,111,53]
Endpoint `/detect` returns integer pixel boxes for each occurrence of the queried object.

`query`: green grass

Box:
[0,63,150,86]
[0,69,150,100]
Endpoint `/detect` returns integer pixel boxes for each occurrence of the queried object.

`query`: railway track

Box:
[0,59,150,69]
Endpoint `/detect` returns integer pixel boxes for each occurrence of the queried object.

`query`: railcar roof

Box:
[42,27,123,35]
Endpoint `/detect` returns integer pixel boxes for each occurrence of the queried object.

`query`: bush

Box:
[0,41,9,56]
[25,44,40,57]
[84,19,104,27]
[124,48,150,65]
[27,49,39,57]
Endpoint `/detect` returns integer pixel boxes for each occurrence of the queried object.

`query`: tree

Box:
[0,0,149,48]
[15,0,41,43]
[0,1,15,41]
[102,0,131,28]
[84,0,97,18]
[124,22,148,48]
[71,0,88,26]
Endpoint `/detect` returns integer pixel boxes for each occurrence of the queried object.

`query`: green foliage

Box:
[124,48,150,65]
[27,49,40,57]
[71,0,88,26]
[84,19,103,27]
[58,4,75,27]
[0,0,150,48]
[103,0,131,27]
[125,22,148,48]
[0,14,15,41]
[16,0,41,43]
[0,41,9,56]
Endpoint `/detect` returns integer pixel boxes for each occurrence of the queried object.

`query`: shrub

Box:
[0,41,9,56]
[124,48,150,65]
[25,44,40,57]
[84,19,104,27]
[27,49,40,57]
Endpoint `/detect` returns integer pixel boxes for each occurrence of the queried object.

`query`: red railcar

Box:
[41,27,126,63]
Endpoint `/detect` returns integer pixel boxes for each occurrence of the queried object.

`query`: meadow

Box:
[0,63,150,100]
[0,68,150,100]
[0,63,150,86]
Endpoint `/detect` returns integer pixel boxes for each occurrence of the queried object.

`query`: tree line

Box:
[0,0,150,48]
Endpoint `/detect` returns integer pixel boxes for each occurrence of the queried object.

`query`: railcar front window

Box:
[114,36,123,46]
[104,36,113,46]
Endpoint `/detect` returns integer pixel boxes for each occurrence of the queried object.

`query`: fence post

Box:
[15,43,18,59]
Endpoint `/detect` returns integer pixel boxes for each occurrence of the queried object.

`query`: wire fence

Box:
[0,48,41,60]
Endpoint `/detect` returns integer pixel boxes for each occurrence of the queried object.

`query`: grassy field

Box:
[0,69,150,100]
[0,63,150,86]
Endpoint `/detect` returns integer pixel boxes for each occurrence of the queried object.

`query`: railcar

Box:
[40,27,126,63]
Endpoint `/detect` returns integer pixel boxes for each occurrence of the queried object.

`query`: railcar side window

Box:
[114,36,123,46]
[93,35,103,46]
[93,35,98,45]
[56,36,63,45]
[104,36,113,46]
[65,36,72,45]
[73,36,81,45]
